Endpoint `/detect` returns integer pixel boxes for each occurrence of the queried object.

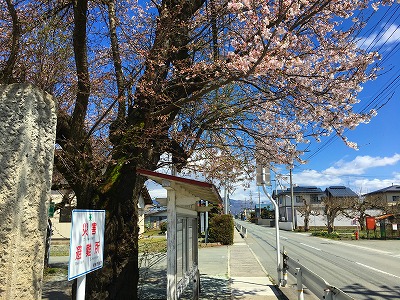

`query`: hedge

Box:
[208,214,234,245]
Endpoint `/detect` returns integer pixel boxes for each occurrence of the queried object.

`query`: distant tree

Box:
[297,198,321,231]
[322,196,358,233]
[342,194,386,230]
[261,207,274,219]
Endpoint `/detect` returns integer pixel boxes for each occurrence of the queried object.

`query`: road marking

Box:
[356,262,400,279]
[329,240,391,255]
[300,243,321,251]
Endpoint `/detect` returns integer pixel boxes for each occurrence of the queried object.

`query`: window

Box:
[393,196,400,202]
[296,196,302,203]
[310,195,320,203]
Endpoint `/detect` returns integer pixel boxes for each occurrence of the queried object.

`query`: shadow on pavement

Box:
[139,267,230,300]
[343,283,400,299]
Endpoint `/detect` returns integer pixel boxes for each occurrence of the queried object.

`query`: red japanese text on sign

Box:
[91,222,97,235]
[76,245,82,260]
[68,210,105,281]
[95,241,100,254]
[82,223,89,236]
[86,244,92,257]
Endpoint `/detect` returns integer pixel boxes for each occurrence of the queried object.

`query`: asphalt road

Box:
[235,220,400,300]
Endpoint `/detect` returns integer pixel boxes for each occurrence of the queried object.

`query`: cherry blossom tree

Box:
[0,0,394,298]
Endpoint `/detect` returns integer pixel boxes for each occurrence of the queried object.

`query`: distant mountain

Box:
[229,199,248,215]
[228,198,273,215]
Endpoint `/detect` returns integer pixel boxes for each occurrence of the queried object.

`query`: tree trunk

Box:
[327,216,334,233]
[304,215,310,232]
[81,164,145,299]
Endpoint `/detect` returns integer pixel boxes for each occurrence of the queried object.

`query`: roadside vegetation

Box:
[139,228,167,253]
[49,243,70,257]
[43,266,68,278]
[310,227,399,240]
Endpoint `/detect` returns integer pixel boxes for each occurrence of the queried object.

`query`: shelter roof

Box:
[137,169,222,204]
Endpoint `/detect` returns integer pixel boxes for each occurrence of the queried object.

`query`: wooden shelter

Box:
[137,169,222,300]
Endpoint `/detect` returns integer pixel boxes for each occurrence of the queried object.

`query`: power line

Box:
[304,5,400,161]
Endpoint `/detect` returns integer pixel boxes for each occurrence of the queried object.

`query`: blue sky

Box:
[245,3,400,201]
[146,4,400,202]
[288,4,400,193]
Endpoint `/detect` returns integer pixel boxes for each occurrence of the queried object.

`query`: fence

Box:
[235,222,247,238]
[283,252,354,300]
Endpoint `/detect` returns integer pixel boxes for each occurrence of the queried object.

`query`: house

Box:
[324,186,358,199]
[274,186,325,222]
[363,185,400,206]
[49,185,153,239]
[144,208,168,230]
[138,186,154,234]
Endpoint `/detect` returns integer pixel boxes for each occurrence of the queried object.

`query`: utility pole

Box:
[224,184,228,214]
[290,168,295,230]
[256,162,282,286]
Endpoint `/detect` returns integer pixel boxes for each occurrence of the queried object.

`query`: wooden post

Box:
[166,188,177,300]
[192,217,200,299]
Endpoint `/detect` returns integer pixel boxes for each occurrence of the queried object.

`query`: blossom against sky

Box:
[146,4,400,203]
[229,4,400,200]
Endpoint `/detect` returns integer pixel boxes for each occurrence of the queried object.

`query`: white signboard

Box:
[68,209,105,281]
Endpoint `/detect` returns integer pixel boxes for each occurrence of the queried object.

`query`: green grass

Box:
[43,266,68,278]
[142,228,165,237]
[50,244,70,256]
[139,236,167,253]
[309,228,395,240]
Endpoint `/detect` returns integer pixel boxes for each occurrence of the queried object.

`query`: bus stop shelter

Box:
[137,169,222,300]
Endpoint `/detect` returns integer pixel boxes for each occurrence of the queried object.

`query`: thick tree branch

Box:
[0,0,21,83]
[71,0,90,137]
[107,0,126,121]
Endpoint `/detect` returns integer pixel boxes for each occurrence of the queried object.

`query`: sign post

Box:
[68,209,105,299]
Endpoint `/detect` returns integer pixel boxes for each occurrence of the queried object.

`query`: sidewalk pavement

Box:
[195,227,284,300]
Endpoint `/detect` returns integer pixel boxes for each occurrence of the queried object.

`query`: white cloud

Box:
[293,169,343,186]
[145,154,400,203]
[323,154,400,176]
[146,181,166,199]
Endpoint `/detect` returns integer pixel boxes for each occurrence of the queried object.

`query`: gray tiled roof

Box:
[292,186,323,193]
[363,185,400,196]
[325,186,358,197]
[278,186,323,195]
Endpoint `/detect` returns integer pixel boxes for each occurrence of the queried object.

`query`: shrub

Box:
[311,230,340,239]
[208,214,234,245]
[160,221,167,234]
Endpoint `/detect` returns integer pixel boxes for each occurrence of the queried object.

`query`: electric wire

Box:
[304,5,400,162]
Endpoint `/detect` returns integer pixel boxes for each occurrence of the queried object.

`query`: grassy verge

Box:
[139,229,167,253]
[50,243,70,256]
[310,229,388,240]
[43,266,68,278]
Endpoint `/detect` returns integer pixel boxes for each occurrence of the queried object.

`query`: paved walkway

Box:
[196,228,282,300]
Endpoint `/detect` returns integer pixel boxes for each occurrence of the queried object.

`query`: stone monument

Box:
[0,84,57,299]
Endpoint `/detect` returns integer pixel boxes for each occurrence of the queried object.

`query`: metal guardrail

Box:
[283,253,354,300]
[234,221,247,238]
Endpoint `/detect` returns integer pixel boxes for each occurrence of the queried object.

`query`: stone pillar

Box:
[0,84,57,299]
